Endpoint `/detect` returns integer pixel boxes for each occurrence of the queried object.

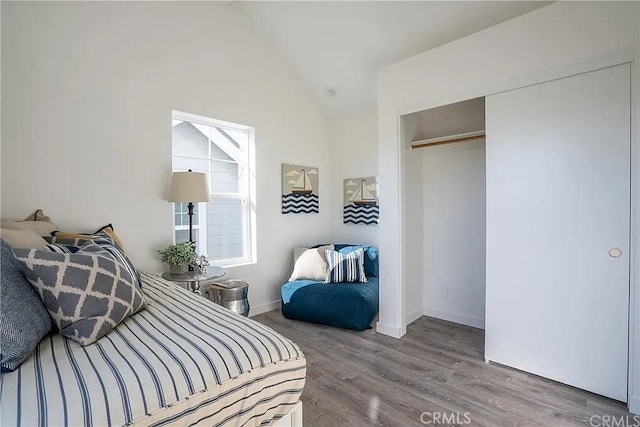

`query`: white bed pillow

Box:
[289,244,334,282]
[18,220,58,237]
[0,219,48,249]
[18,209,58,236]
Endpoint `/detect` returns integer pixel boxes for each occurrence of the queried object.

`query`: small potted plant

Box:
[158,242,195,275]
[192,253,210,274]
[158,242,210,274]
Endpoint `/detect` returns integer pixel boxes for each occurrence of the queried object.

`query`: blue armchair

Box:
[280,244,379,331]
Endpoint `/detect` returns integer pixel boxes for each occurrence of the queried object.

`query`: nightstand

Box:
[161,265,226,295]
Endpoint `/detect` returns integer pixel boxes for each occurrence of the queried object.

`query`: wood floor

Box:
[253,311,632,426]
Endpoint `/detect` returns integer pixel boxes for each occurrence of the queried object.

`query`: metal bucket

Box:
[203,279,250,317]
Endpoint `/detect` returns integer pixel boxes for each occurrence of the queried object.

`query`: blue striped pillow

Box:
[91,236,143,289]
[43,243,80,253]
[325,248,367,283]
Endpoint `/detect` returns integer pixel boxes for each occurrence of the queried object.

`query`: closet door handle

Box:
[609,248,622,258]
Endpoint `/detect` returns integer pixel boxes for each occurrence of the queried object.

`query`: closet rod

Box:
[411,130,485,149]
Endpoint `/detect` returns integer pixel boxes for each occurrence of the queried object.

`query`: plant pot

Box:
[170,263,188,275]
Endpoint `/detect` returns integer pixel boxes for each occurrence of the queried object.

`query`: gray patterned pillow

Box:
[46,234,143,288]
[13,240,147,346]
[1,239,52,372]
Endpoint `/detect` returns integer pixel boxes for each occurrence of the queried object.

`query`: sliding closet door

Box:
[485,63,630,401]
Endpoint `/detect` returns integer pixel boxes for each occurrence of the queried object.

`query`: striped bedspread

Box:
[0,272,306,426]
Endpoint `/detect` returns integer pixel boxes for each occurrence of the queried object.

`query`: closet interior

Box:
[401,97,487,329]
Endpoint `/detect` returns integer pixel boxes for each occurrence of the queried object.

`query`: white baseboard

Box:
[249,299,281,317]
[406,307,424,325]
[376,321,405,338]
[424,306,485,329]
[629,394,640,415]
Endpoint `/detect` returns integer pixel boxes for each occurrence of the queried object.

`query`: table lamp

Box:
[168,169,209,245]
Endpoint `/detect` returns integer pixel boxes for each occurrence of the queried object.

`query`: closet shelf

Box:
[410,130,485,149]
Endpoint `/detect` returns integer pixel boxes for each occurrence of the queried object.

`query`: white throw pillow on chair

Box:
[289,244,334,281]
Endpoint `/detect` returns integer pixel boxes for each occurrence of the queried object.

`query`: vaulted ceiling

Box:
[237,1,550,115]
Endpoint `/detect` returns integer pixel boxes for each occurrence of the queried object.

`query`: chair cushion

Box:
[281,277,379,331]
[0,239,52,372]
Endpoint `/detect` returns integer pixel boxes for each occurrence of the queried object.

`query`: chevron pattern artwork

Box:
[13,241,147,346]
[282,163,319,214]
[282,193,319,214]
[343,204,380,225]
[343,176,379,225]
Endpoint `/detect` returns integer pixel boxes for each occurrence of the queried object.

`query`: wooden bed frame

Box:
[272,401,303,427]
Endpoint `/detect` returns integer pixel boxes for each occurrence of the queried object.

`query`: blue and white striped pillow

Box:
[91,236,143,289]
[325,248,367,283]
[43,243,80,253]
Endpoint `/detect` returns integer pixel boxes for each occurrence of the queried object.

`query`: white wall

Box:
[378,0,639,411]
[402,146,423,324]
[0,2,333,315]
[330,110,379,247]
[422,140,486,329]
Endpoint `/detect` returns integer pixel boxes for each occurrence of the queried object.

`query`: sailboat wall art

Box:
[282,164,319,214]
[343,176,379,225]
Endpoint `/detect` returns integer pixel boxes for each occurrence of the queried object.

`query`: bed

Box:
[0,272,306,426]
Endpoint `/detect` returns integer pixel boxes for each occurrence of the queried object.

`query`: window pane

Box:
[206,197,244,260]
[210,140,234,161]
[175,229,189,244]
[172,122,210,158]
[222,128,248,148]
[174,203,199,226]
[211,159,239,193]
[210,127,241,162]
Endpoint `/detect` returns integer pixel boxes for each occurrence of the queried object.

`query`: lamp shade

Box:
[168,171,209,202]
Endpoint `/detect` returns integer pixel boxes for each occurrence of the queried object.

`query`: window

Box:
[171,111,256,266]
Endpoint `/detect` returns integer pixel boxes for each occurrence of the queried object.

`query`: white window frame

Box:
[172,110,256,267]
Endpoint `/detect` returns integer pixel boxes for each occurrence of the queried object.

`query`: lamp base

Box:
[188,201,196,272]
